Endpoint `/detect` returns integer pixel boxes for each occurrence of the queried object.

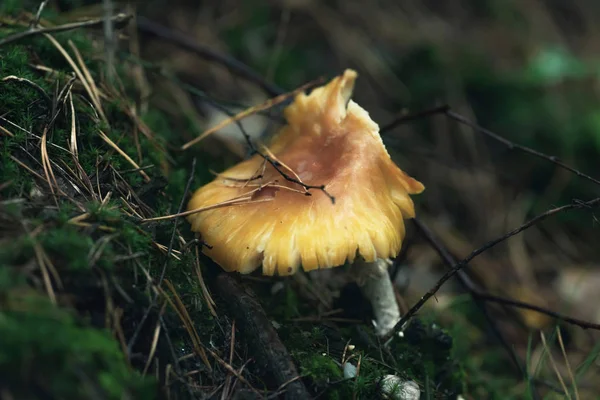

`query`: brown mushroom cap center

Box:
[250,115,378,202]
[186,69,424,275]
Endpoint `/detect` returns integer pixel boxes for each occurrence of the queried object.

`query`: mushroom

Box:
[187,69,424,337]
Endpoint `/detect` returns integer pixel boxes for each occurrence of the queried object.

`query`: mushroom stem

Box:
[380,375,420,400]
[344,362,420,400]
[351,258,400,337]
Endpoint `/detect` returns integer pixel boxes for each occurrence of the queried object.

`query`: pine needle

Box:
[141,195,273,223]
[557,327,580,400]
[161,280,212,371]
[98,130,151,182]
[540,330,572,400]
[68,91,79,160]
[194,246,217,317]
[44,33,107,123]
[180,80,320,150]
[40,125,59,204]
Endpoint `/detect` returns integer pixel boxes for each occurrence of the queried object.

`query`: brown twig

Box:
[0,13,131,47]
[471,292,600,331]
[202,95,336,204]
[212,272,312,400]
[413,218,600,330]
[410,218,525,376]
[136,16,282,97]
[445,110,600,187]
[380,105,450,133]
[180,79,321,150]
[385,197,600,341]
[411,217,600,380]
[133,42,334,202]
[381,106,600,188]
[31,0,49,28]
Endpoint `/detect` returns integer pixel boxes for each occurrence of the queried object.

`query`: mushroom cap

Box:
[187,69,424,276]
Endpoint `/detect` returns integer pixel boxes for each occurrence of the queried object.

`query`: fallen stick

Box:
[212,272,312,400]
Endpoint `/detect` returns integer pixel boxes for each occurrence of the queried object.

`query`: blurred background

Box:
[130,0,600,390]
[5,0,600,398]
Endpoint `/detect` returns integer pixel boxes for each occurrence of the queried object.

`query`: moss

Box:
[0,147,31,198]
[282,325,387,399]
[0,44,53,197]
[43,228,94,268]
[285,327,344,393]
[0,286,156,399]
[29,31,95,73]
[0,235,33,269]
[273,313,466,399]
[0,48,52,123]
[142,109,176,143]
[0,12,166,398]
[301,353,343,380]
[2,3,552,398]
[120,224,152,252]
[0,0,28,15]
[87,200,122,223]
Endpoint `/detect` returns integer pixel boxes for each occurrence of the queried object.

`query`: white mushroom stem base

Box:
[380,375,420,400]
[351,258,400,337]
[344,363,420,400]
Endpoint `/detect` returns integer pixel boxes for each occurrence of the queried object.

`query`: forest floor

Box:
[2,2,600,400]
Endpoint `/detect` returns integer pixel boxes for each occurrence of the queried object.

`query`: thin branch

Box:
[381,106,600,188]
[262,155,335,203]
[445,110,600,187]
[0,13,131,47]
[199,90,336,204]
[412,218,526,376]
[380,105,450,133]
[136,16,283,97]
[31,0,49,28]
[139,60,333,202]
[157,157,196,286]
[412,215,600,389]
[385,197,600,340]
[472,292,600,331]
[266,8,291,81]
[180,79,321,150]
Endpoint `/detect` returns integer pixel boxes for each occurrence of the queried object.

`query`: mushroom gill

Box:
[187,69,424,276]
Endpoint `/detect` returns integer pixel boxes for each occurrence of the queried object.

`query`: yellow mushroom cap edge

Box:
[187,69,425,276]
